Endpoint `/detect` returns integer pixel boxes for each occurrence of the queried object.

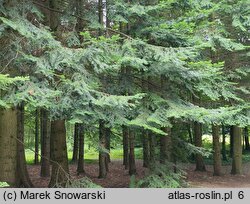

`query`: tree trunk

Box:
[105,127,111,163]
[75,0,84,33]
[230,126,234,158]
[122,126,129,169]
[77,123,85,174]
[221,124,227,161]
[187,123,193,144]
[160,127,172,164]
[49,0,60,31]
[129,129,136,175]
[49,120,69,187]
[72,123,79,162]
[40,109,50,177]
[0,108,18,185]
[244,127,250,151]
[149,132,156,165]
[142,130,150,168]
[231,126,242,175]
[98,120,107,178]
[16,103,33,187]
[212,125,222,176]
[194,122,206,171]
[105,0,110,36]
[98,0,103,36]
[34,109,39,164]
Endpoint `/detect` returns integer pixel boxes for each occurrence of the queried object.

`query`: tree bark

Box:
[49,120,69,187]
[77,123,85,174]
[244,127,250,151]
[98,120,107,178]
[16,103,33,187]
[149,132,156,165]
[105,127,111,163]
[231,126,242,175]
[75,0,84,33]
[221,124,227,161]
[98,0,103,36]
[230,126,234,158]
[129,129,136,175]
[40,109,50,177]
[49,0,60,31]
[187,123,193,144]
[160,127,172,164]
[122,126,129,169]
[34,109,39,164]
[142,130,150,168]
[72,123,79,162]
[0,108,18,185]
[212,124,222,176]
[193,122,206,171]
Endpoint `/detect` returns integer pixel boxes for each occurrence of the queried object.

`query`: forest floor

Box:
[183,162,250,188]
[27,160,250,188]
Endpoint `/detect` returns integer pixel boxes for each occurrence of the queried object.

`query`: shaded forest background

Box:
[0,0,249,188]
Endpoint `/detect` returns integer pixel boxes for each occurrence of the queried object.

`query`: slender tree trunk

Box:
[142,130,150,167]
[16,103,33,187]
[49,0,60,31]
[72,123,79,162]
[212,124,222,176]
[244,127,249,151]
[149,132,156,165]
[129,129,136,175]
[34,109,39,164]
[105,127,111,163]
[77,124,85,174]
[49,120,69,187]
[242,132,245,150]
[231,126,242,175]
[0,108,18,185]
[221,124,227,161]
[194,122,206,171]
[40,109,50,177]
[141,72,150,168]
[230,126,234,158]
[99,120,107,178]
[98,0,103,36]
[122,126,129,169]
[187,123,193,144]
[105,0,110,36]
[160,127,172,164]
[75,0,84,33]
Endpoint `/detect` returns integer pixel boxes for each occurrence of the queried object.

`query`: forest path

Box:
[27,160,250,188]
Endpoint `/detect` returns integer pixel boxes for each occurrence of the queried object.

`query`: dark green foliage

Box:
[136,163,187,188]
[66,177,102,188]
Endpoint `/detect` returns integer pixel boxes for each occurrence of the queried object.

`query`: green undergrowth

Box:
[25,147,143,165]
[66,177,102,188]
[130,163,187,188]
[0,182,9,188]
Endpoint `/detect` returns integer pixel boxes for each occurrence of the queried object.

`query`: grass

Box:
[0,182,9,187]
[25,147,143,165]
